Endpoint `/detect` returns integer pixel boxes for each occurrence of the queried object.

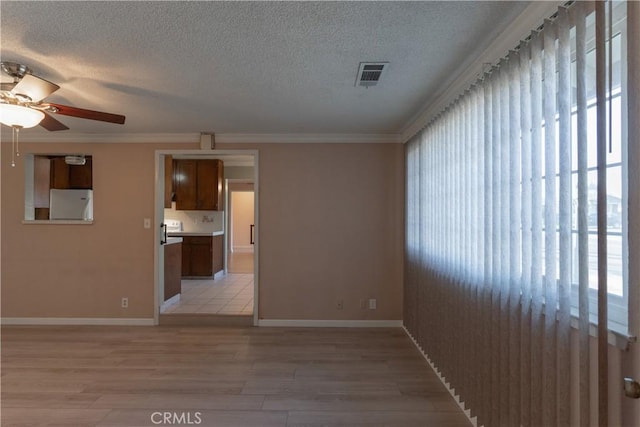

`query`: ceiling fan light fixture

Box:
[0,103,44,128]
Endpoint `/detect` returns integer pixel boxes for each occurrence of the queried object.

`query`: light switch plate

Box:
[143,218,151,229]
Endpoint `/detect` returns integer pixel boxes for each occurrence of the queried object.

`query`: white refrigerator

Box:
[49,189,93,220]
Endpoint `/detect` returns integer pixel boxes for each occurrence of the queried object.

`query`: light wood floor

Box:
[227,251,254,274]
[1,326,471,427]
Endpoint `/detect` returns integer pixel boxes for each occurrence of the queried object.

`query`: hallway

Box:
[227,251,254,274]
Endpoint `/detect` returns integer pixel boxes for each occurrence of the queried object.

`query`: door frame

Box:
[153,149,259,326]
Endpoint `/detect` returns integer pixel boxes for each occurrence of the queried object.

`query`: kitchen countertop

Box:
[165,237,183,245]
[168,231,224,237]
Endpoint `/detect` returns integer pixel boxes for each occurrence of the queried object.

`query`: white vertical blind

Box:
[557,8,572,427]
[507,48,522,427]
[543,19,559,427]
[529,28,544,427]
[574,4,591,426]
[626,5,639,427]
[403,1,630,425]
[595,1,609,424]
[519,37,533,427]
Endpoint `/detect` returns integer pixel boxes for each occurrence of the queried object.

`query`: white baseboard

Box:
[160,294,181,312]
[403,326,478,427]
[1,317,155,326]
[258,319,402,328]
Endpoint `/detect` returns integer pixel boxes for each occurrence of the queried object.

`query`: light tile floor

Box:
[162,273,254,315]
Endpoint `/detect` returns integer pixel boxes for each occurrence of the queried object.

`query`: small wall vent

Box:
[355,62,388,87]
[65,155,86,165]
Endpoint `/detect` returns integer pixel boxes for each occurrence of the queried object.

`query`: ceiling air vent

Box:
[355,62,388,87]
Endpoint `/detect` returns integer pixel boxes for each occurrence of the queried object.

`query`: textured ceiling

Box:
[0,1,530,137]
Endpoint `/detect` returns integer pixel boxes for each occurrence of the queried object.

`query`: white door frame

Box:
[153,149,259,326]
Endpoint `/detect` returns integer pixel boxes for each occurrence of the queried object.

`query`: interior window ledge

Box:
[22,220,93,225]
[570,316,636,351]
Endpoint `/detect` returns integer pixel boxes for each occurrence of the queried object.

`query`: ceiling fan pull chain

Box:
[15,126,20,158]
[11,127,16,167]
[10,126,22,167]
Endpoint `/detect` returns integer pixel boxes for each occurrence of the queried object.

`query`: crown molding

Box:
[216,133,401,144]
[6,131,402,144]
[3,132,201,144]
[400,0,563,143]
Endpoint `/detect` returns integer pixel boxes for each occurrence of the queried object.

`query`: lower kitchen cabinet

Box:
[180,235,224,278]
[212,235,223,275]
[164,242,182,301]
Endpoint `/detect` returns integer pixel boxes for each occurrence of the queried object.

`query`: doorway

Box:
[228,183,255,274]
[153,150,258,326]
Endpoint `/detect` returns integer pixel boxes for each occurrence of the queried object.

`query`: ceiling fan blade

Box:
[39,111,70,131]
[1,82,16,91]
[48,103,125,124]
[11,74,60,102]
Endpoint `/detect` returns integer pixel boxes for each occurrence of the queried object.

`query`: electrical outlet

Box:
[337,299,344,310]
[121,297,128,308]
[368,298,377,310]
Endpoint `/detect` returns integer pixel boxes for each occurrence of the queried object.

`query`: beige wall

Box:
[219,142,405,320]
[225,166,254,181]
[231,191,254,250]
[1,140,404,321]
[0,141,198,319]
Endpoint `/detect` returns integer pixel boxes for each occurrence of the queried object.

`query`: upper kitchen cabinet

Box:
[164,155,174,208]
[174,159,224,211]
[50,156,93,190]
[196,159,224,211]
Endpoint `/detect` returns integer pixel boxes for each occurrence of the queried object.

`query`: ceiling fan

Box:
[0,61,126,131]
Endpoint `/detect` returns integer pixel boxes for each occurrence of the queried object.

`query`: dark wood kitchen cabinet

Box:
[50,156,92,189]
[180,235,224,278]
[182,236,213,277]
[34,156,51,207]
[211,235,224,275]
[34,156,51,220]
[164,155,173,208]
[164,241,182,301]
[50,157,70,189]
[174,159,224,211]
